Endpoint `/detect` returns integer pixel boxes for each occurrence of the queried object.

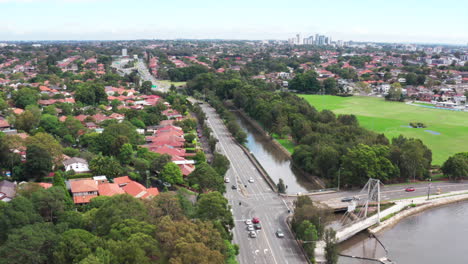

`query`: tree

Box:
[441,152,468,180]
[323,78,338,94]
[26,132,63,163]
[141,81,152,94]
[211,152,230,176]
[53,229,98,264]
[277,178,286,194]
[342,144,398,186]
[92,195,149,236]
[118,143,134,165]
[13,87,39,108]
[15,109,41,133]
[160,162,183,185]
[89,154,123,178]
[0,223,58,264]
[39,114,60,134]
[25,144,53,181]
[31,187,72,222]
[0,196,42,242]
[75,82,107,105]
[192,150,206,163]
[188,162,225,193]
[196,191,233,230]
[324,228,338,264]
[386,82,403,101]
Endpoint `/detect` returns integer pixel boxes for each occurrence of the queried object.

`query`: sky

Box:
[0,0,467,44]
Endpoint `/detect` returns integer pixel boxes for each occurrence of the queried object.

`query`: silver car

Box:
[247,225,254,231]
[245,219,252,225]
[249,231,257,238]
[276,229,285,238]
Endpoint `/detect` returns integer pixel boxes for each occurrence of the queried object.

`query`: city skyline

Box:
[0,0,467,44]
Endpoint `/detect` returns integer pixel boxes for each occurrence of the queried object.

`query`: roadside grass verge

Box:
[272,133,295,154]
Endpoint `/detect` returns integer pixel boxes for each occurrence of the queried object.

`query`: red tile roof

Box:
[38,182,53,189]
[98,183,125,196]
[73,195,98,204]
[113,176,131,186]
[70,179,98,193]
[122,181,148,198]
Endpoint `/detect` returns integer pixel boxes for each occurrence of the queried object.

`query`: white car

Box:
[245,219,252,225]
[249,231,257,238]
[248,178,254,183]
[246,225,254,231]
[225,178,230,183]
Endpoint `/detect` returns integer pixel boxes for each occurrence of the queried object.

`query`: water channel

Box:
[234,111,322,194]
[339,201,468,264]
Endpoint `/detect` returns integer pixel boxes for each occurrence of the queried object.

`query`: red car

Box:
[405,187,415,192]
[252,217,260,224]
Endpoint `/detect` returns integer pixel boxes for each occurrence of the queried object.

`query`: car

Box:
[276,229,285,238]
[248,177,254,183]
[252,217,260,224]
[405,187,416,192]
[231,185,237,190]
[249,231,257,238]
[225,178,230,183]
[247,225,254,231]
[245,219,252,225]
[254,223,262,230]
[341,197,353,202]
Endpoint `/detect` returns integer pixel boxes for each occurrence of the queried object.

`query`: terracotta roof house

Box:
[153,145,187,157]
[178,164,195,176]
[113,176,132,187]
[38,182,53,189]
[0,119,10,131]
[0,180,16,202]
[122,181,159,199]
[98,183,125,196]
[69,179,98,204]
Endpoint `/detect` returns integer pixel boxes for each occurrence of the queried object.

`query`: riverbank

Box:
[233,109,327,190]
[370,190,468,234]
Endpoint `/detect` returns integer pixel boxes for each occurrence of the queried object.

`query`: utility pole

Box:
[337,166,341,191]
[377,179,381,224]
[427,178,432,200]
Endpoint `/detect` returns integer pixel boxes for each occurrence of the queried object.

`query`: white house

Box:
[63,157,90,173]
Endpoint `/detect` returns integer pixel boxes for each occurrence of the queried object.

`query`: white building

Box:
[122,48,128,57]
[63,157,90,173]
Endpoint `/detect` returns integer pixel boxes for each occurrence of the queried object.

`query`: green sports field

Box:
[300,95,468,165]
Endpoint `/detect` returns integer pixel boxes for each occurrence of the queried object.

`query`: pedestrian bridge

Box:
[315,201,410,263]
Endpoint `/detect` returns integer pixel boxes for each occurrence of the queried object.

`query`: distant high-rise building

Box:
[296,34,302,45]
[122,48,127,57]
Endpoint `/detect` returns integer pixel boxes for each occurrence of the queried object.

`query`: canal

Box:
[339,200,468,264]
[234,110,322,194]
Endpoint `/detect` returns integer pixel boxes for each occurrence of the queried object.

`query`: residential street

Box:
[199,102,307,264]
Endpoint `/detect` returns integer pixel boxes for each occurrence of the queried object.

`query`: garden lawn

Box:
[300,95,468,165]
[272,134,294,154]
[159,80,187,87]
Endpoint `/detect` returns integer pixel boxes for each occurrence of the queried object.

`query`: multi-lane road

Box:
[199,102,307,264]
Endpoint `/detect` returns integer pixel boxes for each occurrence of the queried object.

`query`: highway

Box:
[302,181,468,210]
[111,58,169,93]
[199,102,307,264]
[135,59,170,93]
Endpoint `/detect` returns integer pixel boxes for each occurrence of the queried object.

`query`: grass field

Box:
[272,134,294,154]
[300,95,468,165]
[159,80,187,87]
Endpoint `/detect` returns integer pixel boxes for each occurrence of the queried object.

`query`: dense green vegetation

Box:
[0,183,237,264]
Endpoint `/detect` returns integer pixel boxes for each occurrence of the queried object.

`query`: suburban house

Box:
[0,180,16,202]
[63,157,90,173]
[70,179,98,204]
[0,118,10,131]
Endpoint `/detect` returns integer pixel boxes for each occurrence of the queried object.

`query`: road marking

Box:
[264,249,269,254]
[254,250,259,255]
